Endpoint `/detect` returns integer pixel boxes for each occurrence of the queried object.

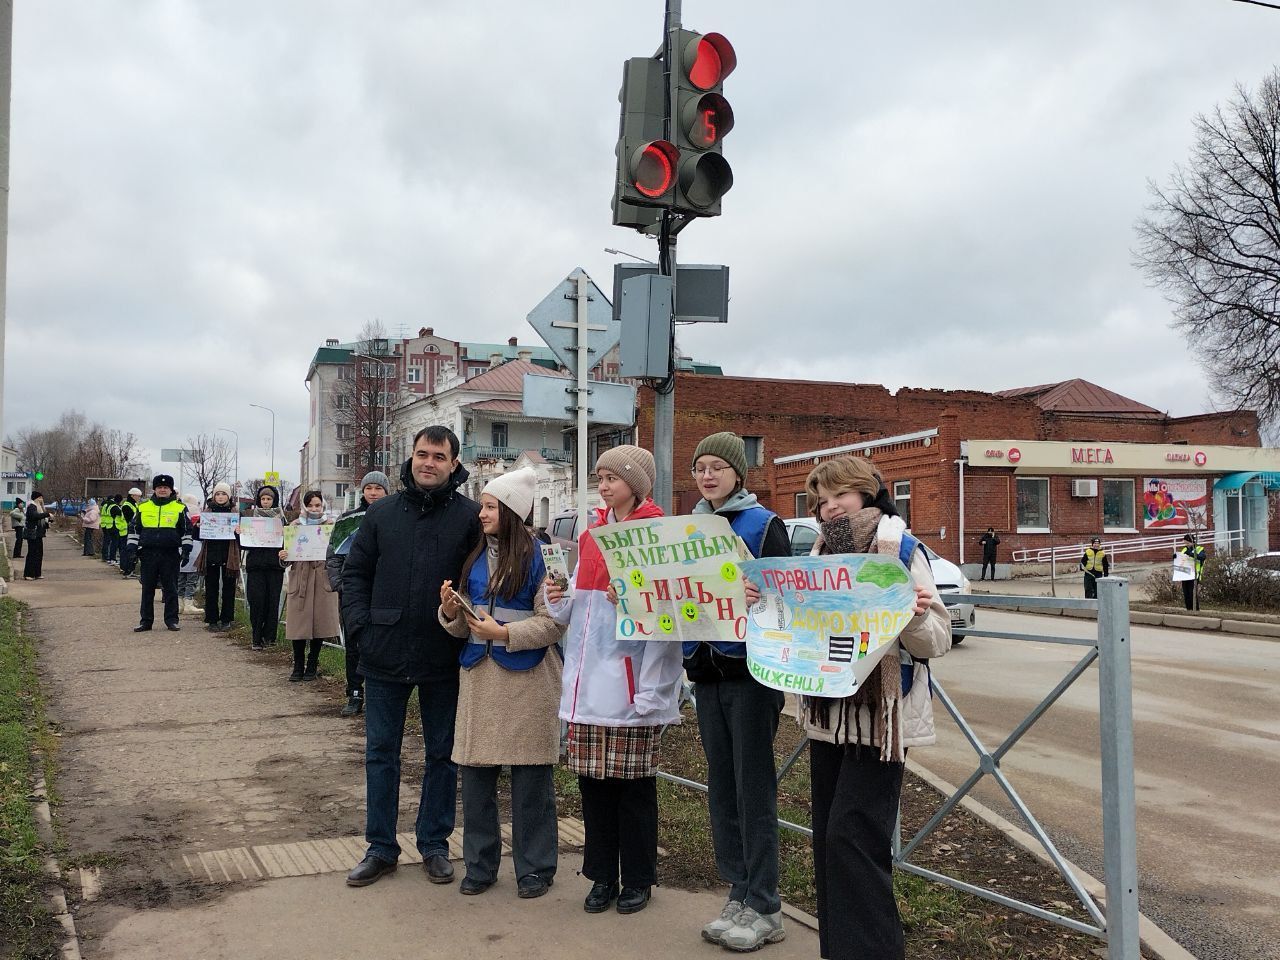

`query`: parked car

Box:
[783,517,975,643]
[548,509,583,570]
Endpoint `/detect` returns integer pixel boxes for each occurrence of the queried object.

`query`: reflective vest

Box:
[137,498,185,530]
[117,500,138,535]
[1083,548,1106,574]
[1178,544,1207,576]
[458,543,547,672]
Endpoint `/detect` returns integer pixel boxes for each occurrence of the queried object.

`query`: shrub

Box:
[1146,552,1280,611]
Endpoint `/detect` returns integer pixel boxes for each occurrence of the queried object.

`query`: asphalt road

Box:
[922,609,1280,960]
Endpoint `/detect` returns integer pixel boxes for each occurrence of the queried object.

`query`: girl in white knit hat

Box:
[439,466,565,899]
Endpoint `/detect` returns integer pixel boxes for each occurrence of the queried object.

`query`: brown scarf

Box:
[806,507,906,761]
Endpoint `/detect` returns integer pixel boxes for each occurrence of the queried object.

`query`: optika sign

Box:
[1071,447,1113,464]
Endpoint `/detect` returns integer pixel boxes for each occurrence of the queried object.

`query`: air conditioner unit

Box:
[1071,479,1098,498]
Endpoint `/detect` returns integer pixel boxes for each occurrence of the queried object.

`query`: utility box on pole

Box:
[619,274,673,380]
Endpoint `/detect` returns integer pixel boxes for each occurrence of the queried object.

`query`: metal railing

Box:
[461,445,572,464]
[659,578,1140,959]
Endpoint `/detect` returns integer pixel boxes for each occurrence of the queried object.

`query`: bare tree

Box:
[328,319,408,474]
[7,411,147,502]
[1134,68,1280,429]
[184,432,235,503]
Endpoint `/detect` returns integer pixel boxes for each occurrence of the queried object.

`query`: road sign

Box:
[522,374,636,427]
[160,448,197,463]
[527,268,621,370]
[264,471,281,486]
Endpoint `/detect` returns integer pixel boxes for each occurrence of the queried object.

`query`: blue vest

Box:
[682,505,777,660]
[897,532,921,695]
[458,547,548,672]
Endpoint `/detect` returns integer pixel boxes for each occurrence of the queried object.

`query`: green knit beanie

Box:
[693,431,748,481]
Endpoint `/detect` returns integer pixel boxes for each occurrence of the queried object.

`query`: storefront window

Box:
[893,480,911,529]
[1103,479,1135,531]
[1016,477,1050,531]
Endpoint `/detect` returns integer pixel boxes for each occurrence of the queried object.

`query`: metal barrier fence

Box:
[658,577,1139,960]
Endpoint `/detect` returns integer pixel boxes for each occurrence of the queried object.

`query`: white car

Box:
[783,518,976,643]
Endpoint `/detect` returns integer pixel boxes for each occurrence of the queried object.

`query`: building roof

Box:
[311,346,353,365]
[996,379,1162,418]
[463,398,525,414]
[459,359,569,395]
[463,341,560,364]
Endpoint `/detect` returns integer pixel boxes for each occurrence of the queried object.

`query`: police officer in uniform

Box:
[1079,537,1109,599]
[128,474,192,632]
[1176,534,1208,611]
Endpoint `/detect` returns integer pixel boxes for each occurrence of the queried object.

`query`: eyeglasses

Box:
[691,464,733,478]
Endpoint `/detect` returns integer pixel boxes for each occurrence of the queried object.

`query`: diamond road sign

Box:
[526,267,621,370]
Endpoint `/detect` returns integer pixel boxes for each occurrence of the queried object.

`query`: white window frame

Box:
[335,453,350,469]
[406,366,423,383]
[794,492,809,519]
[334,482,349,499]
[743,436,765,468]
[334,394,350,410]
[893,480,911,529]
[1016,476,1051,533]
[1102,478,1137,533]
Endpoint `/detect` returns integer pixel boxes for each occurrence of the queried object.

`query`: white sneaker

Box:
[721,908,785,952]
[701,899,745,944]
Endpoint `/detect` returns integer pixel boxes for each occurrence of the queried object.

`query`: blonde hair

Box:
[805,457,881,518]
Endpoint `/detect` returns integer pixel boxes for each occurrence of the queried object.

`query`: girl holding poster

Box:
[753,457,950,960]
[545,446,683,917]
[243,485,286,650]
[279,491,340,681]
[684,432,792,951]
[437,467,565,899]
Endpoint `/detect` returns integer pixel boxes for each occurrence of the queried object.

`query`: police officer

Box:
[1079,536,1109,599]
[1177,534,1208,611]
[128,474,192,632]
[118,487,144,578]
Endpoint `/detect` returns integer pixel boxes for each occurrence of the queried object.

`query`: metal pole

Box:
[1096,577,1140,959]
[652,0,681,513]
[574,272,591,535]
[956,457,966,566]
[0,1,11,454]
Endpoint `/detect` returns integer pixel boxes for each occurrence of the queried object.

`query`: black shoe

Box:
[459,875,494,895]
[301,666,318,681]
[252,641,266,650]
[221,621,235,630]
[166,623,180,632]
[288,668,304,682]
[518,874,553,899]
[423,853,454,884]
[584,880,619,913]
[133,624,152,632]
[340,696,363,717]
[617,885,651,914]
[345,855,396,887]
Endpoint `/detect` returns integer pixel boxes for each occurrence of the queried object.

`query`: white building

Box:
[2,445,32,527]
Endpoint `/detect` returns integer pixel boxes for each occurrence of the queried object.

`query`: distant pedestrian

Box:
[326,471,391,717]
[198,482,240,631]
[10,498,25,560]
[128,475,192,632]
[178,528,203,616]
[280,491,340,682]
[1177,534,1207,611]
[978,527,1000,581]
[546,445,682,917]
[118,487,144,578]
[243,485,286,650]
[22,493,51,580]
[341,426,481,889]
[101,496,121,565]
[1079,537,1109,599]
[81,498,101,557]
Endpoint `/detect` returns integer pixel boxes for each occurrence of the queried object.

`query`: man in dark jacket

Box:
[978,527,1000,581]
[341,427,480,888]
[128,475,192,632]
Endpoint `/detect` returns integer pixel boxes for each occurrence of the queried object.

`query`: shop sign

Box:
[1143,477,1208,529]
[1007,447,1021,464]
[1072,447,1114,464]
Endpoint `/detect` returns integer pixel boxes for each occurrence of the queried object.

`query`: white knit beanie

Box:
[482,467,537,523]
[213,482,233,497]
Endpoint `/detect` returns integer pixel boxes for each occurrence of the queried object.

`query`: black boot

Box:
[289,640,305,681]
[302,639,321,680]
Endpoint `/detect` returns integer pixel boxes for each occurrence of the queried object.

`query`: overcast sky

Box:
[3,0,1278,484]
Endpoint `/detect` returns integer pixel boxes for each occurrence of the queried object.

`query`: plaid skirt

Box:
[565,722,661,780]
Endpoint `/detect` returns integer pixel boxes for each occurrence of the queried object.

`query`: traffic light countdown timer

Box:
[611,29,736,228]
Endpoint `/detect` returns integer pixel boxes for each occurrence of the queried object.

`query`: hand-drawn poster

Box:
[200,512,239,540]
[331,513,364,557]
[237,516,285,549]
[284,524,334,562]
[1143,478,1208,530]
[540,542,571,593]
[590,515,749,643]
[1171,553,1197,582]
[740,554,919,698]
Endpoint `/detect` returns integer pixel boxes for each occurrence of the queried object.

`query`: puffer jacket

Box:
[341,458,481,684]
[548,499,684,728]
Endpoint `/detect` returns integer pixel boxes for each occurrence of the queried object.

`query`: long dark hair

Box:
[459,500,536,603]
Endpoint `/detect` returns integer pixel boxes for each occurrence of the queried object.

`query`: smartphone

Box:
[449,588,482,621]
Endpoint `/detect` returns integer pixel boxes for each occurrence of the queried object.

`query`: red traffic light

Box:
[681,92,734,149]
[682,32,736,90]
[630,140,678,198]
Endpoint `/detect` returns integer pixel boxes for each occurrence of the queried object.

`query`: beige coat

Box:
[440,581,564,766]
[284,560,341,641]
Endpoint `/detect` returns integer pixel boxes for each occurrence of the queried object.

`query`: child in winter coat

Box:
[438,467,565,899]
[198,482,241,631]
[243,485,286,650]
[546,445,684,917]
[279,490,340,680]
[746,456,950,960]
[683,433,793,951]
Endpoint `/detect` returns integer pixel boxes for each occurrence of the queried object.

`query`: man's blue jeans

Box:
[363,674,459,864]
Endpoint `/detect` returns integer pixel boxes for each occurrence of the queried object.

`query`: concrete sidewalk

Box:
[15,533,819,960]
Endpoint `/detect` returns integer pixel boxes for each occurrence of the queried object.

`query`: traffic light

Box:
[612,57,676,230]
[671,30,736,217]
[34,471,44,481]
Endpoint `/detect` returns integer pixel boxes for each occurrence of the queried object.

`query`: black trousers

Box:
[578,775,658,888]
[82,529,95,556]
[343,610,363,698]
[139,551,180,628]
[246,567,284,644]
[980,558,996,579]
[203,564,237,624]
[120,541,138,576]
[1083,571,1099,599]
[1181,578,1199,611]
[22,539,42,578]
[12,527,23,558]
[811,739,905,960]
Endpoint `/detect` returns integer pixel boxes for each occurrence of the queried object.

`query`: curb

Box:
[979,599,1280,642]
[905,759,1197,960]
[31,770,83,960]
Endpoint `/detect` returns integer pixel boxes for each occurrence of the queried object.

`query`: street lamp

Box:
[249,403,275,473]
[217,427,239,498]
[604,247,657,264]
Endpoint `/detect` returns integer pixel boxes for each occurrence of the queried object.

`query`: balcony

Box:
[461,445,572,464]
